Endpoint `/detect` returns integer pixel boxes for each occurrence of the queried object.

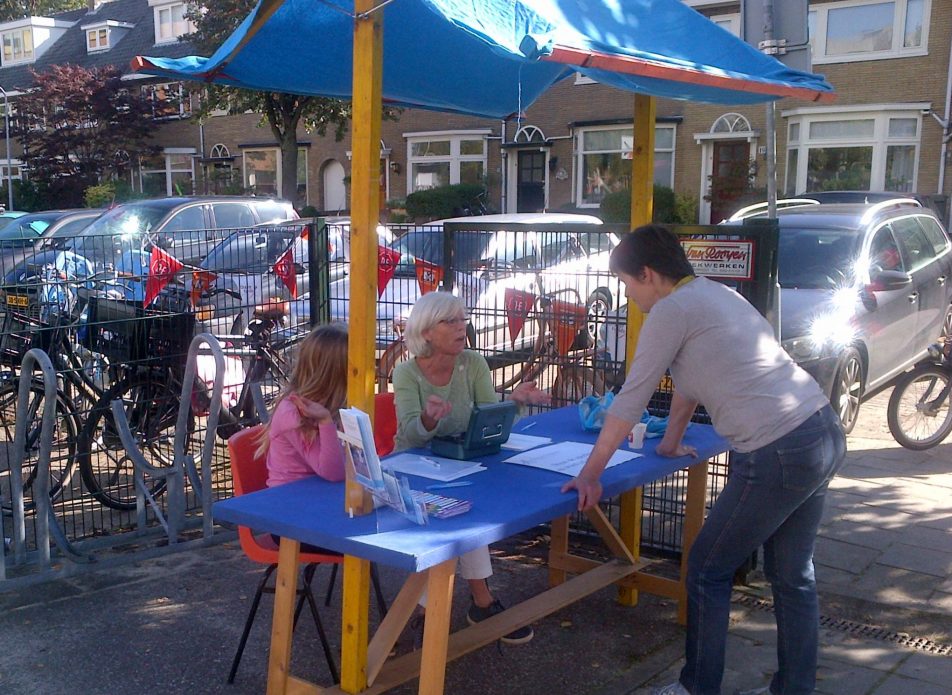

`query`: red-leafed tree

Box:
[11,64,158,207]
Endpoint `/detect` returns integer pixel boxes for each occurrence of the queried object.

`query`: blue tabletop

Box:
[213,407,730,572]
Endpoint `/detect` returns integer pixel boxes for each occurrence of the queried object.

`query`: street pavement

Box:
[0,390,950,694]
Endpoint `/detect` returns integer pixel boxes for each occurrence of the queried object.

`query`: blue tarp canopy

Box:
[134,0,834,119]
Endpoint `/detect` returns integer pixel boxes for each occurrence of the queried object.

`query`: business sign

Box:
[681,239,755,280]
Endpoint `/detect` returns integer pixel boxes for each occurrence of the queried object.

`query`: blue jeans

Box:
[678,405,846,695]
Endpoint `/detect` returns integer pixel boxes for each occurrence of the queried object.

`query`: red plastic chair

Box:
[226,425,341,684]
[374,391,397,457]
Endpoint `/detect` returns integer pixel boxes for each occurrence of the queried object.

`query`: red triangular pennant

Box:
[377,245,402,298]
[190,270,218,309]
[550,299,587,355]
[273,245,297,298]
[414,258,443,295]
[505,288,536,347]
[143,246,184,308]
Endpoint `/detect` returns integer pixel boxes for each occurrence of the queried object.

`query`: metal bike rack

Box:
[109,333,226,543]
[0,348,91,580]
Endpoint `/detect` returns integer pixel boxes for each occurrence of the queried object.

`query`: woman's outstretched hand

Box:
[561,473,603,511]
[511,380,552,406]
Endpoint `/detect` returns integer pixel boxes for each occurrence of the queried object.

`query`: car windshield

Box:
[0,218,49,241]
[202,228,297,273]
[389,229,494,275]
[778,227,861,289]
[69,203,171,266]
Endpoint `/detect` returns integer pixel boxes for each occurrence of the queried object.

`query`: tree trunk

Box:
[279,132,298,205]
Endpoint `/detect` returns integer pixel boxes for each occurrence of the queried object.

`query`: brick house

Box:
[1,0,948,224]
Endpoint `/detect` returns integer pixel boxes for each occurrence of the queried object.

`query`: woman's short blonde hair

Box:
[404,291,466,357]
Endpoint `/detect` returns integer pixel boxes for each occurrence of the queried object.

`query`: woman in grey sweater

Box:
[563,225,846,695]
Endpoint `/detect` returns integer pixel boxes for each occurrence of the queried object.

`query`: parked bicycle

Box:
[76,296,298,511]
[887,339,952,450]
[0,269,125,513]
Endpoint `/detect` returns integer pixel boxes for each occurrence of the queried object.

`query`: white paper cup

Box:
[627,422,647,449]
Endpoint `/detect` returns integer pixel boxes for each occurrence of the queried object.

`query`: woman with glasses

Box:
[392,290,548,645]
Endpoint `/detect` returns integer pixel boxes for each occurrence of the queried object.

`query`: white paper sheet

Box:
[500,433,553,451]
[503,442,641,477]
[384,453,486,481]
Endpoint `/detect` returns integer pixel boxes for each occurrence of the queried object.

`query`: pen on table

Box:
[426,481,473,491]
[420,456,441,469]
[520,421,538,432]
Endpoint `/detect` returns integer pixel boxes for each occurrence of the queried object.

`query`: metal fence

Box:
[0,214,776,584]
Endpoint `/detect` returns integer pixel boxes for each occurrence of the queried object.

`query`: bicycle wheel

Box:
[77,373,187,511]
[551,365,607,408]
[0,377,79,514]
[887,365,952,450]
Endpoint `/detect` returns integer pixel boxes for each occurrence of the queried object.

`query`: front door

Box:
[517,150,546,213]
[709,141,750,223]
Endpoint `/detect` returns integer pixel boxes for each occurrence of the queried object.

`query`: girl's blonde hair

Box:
[404,291,466,357]
[256,323,348,458]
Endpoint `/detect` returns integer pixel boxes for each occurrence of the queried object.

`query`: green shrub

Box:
[299,205,319,218]
[84,182,116,208]
[405,184,486,222]
[599,185,693,224]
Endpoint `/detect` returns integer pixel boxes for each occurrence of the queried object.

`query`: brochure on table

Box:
[339,407,428,527]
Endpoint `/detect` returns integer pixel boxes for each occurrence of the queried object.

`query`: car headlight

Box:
[782,335,823,362]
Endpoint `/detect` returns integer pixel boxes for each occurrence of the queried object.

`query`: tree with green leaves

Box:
[185,0,354,205]
[0,1,85,22]
[11,64,158,207]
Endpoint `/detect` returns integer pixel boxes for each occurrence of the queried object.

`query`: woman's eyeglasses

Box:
[438,316,468,326]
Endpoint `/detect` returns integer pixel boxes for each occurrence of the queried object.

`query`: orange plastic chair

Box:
[374,391,397,457]
[226,425,342,684]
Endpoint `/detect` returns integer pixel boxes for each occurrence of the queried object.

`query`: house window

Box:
[140,151,195,196]
[0,161,22,180]
[575,124,677,207]
[243,147,308,204]
[405,131,488,193]
[151,1,193,44]
[711,13,740,36]
[145,82,191,119]
[783,107,922,194]
[808,0,929,64]
[87,28,109,51]
[1,28,33,65]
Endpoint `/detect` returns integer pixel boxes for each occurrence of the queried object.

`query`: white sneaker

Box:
[653,683,690,695]
[735,687,771,695]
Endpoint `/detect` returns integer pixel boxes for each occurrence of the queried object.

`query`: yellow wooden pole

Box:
[617,93,655,606]
[341,2,383,691]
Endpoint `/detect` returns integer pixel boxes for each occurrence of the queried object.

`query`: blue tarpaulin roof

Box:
[134,0,834,119]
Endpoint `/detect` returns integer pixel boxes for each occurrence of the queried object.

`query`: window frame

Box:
[574,123,678,208]
[404,130,490,195]
[241,146,308,204]
[86,27,109,51]
[808,0,931,65]
[782,105,925,195]
[139,149,196,197]
[1,27,34,66]
[150,0,194,45]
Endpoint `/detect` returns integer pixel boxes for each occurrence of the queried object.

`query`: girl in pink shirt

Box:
[256,324,348,488]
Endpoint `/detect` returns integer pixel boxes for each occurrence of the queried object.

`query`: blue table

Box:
[214,406,729,694]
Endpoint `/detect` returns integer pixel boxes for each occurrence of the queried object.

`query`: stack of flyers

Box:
[410,490,472,519]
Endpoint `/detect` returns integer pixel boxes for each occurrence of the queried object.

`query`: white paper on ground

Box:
[503,442,642,477]
[384,453,486,481]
